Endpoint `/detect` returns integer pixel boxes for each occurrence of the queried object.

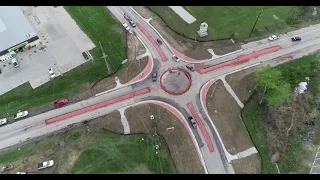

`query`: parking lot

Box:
[0,6,95,95]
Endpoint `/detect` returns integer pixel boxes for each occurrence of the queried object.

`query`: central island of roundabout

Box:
[160,68,192,95]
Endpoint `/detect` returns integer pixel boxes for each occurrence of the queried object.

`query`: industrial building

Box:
[0,6,39,61]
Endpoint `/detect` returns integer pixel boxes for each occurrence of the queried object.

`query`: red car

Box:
[54,99,69,108]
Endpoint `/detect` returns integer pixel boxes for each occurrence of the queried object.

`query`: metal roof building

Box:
[0,6,38,56]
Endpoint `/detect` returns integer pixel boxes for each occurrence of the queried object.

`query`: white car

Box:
[172,55,180,62]
[48,68,56,79]
[128,19,136,27]
[268,35,279,41]
[122,22,130,31]
[14,111,29,120]
[0,118,7,126]
[38,160,54,170]
[16,172,35,174]
[11,58,19,68]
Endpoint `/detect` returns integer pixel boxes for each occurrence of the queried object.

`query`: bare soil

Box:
[225,67,260,103]
[205,80,261,173]
[117,33,147,84]
[231,154,261,174]
[87,110,123,134]
[125,104,205,174]
[206,80,254,154]
[132,6,242,59]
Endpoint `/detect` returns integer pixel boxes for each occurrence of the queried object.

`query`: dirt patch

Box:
[88,110,123,134]
[132,6,241,59]
[117,33,147,84]
[206,80,254,155]
[69,79,117,103]
[231,154,261,174]
[225,67,260,103]
[125,104,204,174]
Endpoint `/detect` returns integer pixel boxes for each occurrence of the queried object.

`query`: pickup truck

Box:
[13,111,29,120]
[38,160,54,170]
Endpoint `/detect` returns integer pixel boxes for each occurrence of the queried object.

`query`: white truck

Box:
[0,118,7,126]
[38,160,54,170]
[13,111,29,120]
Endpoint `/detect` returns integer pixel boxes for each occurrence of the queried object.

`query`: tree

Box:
[256,66,291,105]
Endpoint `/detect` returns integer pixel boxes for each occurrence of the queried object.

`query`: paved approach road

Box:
[1,6,320,174]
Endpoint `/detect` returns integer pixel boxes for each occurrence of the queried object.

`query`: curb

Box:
[127,100,209,174]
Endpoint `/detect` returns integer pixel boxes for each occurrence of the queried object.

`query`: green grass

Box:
[242,53,320,174]
[0,6,126,117]
[70,131,173,174]
[0,139,56,164]
[276,54,320,86]
[242,102,278,174]
[67,131,82,143]
[0,130,174,174]
[148,6,300,40]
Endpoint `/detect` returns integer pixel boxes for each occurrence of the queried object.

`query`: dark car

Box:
[152,72,157,82]
[292,37,301,42]
[82,52,89,60]
[186,65,194,72]
[188,116,197,128]
[123,13,130,20]
[156,39,162,45]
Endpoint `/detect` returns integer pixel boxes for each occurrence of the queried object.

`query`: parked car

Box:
[11,58,19,68]
[38,160,54,170]
[123,13,130,20]
[268,35,279,41]
[48,68,56,79]
[82,51,89,60]
[16,172,36,174]
[188,116,197,128]
[1,164,13,173]
[54,99,69,108]
[156,39,162,45]
[152,72,157,82]
[0,118,7,126]
[292,37,301,42]
[186,65,195,72]
[122,22,130,31]
[128,19,136,27]
[14,111,29,120]
[172,55,180,62]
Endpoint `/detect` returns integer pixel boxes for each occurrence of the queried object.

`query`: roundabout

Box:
[160,68,192,95]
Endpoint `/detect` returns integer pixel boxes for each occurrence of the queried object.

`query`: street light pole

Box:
[249,10,263,38]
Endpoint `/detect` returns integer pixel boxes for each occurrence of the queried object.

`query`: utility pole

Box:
[249,10,263,38]
[99,41,112,75]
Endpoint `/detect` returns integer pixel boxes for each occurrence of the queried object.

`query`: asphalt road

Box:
[2,6,320,174]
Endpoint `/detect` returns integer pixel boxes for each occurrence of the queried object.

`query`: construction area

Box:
[0,103,204,174]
